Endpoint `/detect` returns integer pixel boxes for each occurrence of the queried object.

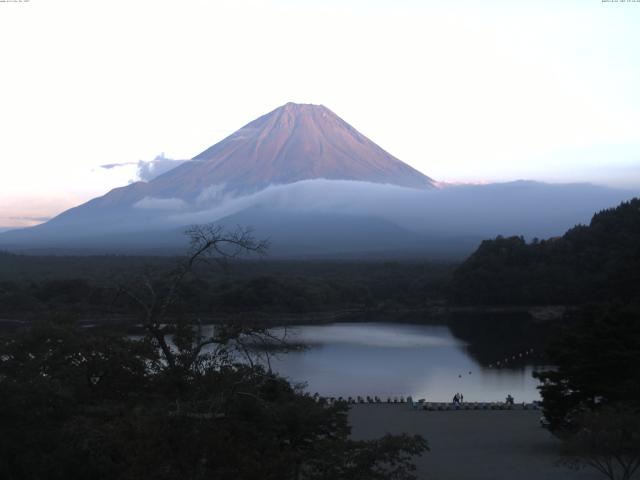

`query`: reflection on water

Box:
[282,324,465,348]
[266,323,544,402]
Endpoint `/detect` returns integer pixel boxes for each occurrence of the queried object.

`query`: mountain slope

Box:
[163,102,435,195]
[0,102,635,259]
[75,102,435,212]
[2,180,632,259]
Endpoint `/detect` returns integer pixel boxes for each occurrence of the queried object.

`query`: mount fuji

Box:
[0,103,632,258]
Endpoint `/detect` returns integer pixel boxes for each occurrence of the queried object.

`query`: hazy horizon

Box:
[1,0,639,228]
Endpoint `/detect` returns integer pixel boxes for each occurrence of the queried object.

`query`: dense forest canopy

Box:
[534,304,640,432]
[450,198,640,306]
[0,257,453,320]
[0,320,427,480]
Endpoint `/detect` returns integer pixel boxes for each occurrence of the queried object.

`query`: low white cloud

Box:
[136,153,188,182]
[196,184,227,204]
[100,162,137,170]
[162,179,634,241]
[99,154,188,182]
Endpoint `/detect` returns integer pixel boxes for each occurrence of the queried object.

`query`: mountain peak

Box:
[281,101,324,109]
[70,104,437,209]
[276,102,335,120]
[244,102,349,141]
[281,101,327,110]
[157,103,436,196]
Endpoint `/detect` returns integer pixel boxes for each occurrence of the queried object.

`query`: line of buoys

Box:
[487,348,536,369]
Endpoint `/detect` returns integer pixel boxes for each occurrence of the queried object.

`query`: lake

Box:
[262,322,545,403]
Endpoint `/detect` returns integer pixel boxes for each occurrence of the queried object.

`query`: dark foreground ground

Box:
[349,405,601,480]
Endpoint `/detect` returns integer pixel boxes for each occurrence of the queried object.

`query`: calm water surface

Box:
[264,323,543,402]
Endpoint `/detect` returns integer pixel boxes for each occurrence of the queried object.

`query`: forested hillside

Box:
[0,255,452,320]
[450,198,640,305]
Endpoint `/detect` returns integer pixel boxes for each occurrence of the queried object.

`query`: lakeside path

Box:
[349,405,601,480]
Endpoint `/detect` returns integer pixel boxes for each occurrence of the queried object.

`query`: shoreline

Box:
[0,304,569,331]
[348,404,599,480]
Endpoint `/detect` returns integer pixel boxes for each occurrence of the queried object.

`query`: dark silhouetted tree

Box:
[0,224,428,480]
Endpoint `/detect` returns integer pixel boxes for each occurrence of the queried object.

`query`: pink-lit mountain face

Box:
[188,102,435,191]
[96,103,435,205]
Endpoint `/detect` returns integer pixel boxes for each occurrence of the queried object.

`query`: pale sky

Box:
[1,0,639,227]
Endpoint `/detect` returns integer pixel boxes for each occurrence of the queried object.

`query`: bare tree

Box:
[117,224,271,372]
[562,406,640,480]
